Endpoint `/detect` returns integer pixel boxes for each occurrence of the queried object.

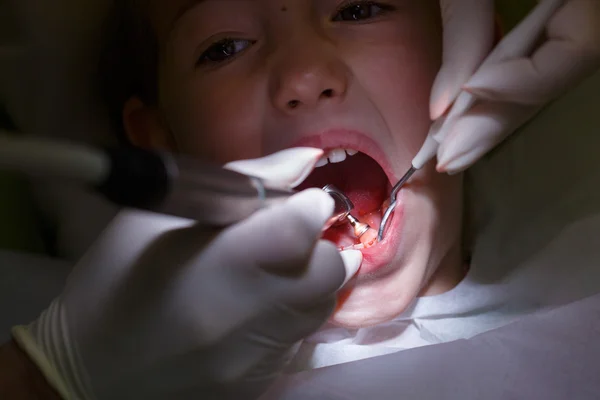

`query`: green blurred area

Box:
[0,171,45,253]
[0,107,46,254]
[497,0,538,31]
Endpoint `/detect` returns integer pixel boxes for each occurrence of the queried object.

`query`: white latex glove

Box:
[433,0,600,174]
[12,148,363,400]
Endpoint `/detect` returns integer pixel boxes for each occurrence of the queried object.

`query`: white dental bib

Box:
[288,264,519,372]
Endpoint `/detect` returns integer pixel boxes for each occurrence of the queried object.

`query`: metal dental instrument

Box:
[322,184,374,238]
[322,184,355,230]
[377,166,417,242]
[346,215,371,240]
[377,0,565,242]
[0,134,353,227]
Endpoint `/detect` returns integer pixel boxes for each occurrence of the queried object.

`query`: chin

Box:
[329,274,422,328]
[331,213,428,327]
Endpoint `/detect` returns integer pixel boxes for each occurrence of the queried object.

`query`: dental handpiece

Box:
[107,151,354,228]
[377,0,565,242]
[0,134,353,227]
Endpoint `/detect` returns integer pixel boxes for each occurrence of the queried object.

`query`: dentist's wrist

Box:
[0,340,62,399]
[11,300,96,400]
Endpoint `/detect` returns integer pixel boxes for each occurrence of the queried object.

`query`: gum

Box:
[362,212,383,231]
[359,227,378,248]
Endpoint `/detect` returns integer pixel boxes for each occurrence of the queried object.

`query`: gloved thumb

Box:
[436,101,536,173]
[222,188,362,302]
[463,0,600,105]
[464,40,600,106]
[224,147,324,188]
[430,0,496,120]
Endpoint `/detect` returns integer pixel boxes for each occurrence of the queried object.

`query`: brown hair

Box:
[97,0,158,142]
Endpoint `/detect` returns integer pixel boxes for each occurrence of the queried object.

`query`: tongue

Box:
[297,153,389,216]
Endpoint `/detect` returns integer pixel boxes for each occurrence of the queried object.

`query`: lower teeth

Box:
[340,243,365,251]
[336,201,392,252]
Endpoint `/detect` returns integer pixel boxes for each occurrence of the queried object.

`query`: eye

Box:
[332,1,393,22]
[198,38,255,65]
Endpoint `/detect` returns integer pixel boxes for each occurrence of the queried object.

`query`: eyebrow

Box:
[168,0,209,35]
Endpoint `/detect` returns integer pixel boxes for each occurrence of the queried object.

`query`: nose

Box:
[270,43,349,114]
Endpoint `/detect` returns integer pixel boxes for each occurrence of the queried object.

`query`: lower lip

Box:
[355,192,405,276]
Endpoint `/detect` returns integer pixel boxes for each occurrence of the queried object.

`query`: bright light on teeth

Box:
[340,243,365,251]
[328,149,346,163]
[315,148,359,168]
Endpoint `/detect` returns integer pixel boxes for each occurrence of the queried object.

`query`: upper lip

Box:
[290,128,396,184]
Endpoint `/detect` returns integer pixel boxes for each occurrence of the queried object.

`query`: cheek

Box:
[162,73,268,164]
[347,15,442,155]
[412,164,464,267]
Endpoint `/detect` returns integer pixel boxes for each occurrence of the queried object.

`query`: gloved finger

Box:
[214,189,361,299]
[464,0,600,105]
[274,241,362,308]
[205,293,337,389]
[436,101,539,174]
[238,244,353,354]
[171,189,334,340]
[431,0,569,144]
[224,147,324,188]
[233,246,360,366]
[430,0,496,120]
[220,188,333,266]
[246,293,337,351]
[186,189,361,341]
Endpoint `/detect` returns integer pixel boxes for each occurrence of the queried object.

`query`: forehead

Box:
[144,0,201,43]
[146,0,189,38]
[148,0,253,39]
[148,0,439,42]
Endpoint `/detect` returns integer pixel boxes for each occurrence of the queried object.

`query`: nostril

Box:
[321,89,334,98]
[284,88,337,110]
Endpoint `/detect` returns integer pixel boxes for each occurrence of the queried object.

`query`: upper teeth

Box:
[316,149,359,167]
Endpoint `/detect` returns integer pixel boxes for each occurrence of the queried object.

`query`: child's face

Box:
[128,0,465,328]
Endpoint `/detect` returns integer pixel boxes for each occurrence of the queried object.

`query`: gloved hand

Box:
[433,0,600,174]
[12,148,362,400]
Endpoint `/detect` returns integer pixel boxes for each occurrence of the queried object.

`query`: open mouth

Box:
[296,148,393,251]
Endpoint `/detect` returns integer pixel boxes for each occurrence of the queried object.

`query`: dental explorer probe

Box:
[377,0,565,242]
[0,134,354,228]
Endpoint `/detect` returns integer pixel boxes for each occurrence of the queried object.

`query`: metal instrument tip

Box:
[377,166,417,242]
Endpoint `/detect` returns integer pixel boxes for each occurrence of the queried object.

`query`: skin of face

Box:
[124,0,465,328]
